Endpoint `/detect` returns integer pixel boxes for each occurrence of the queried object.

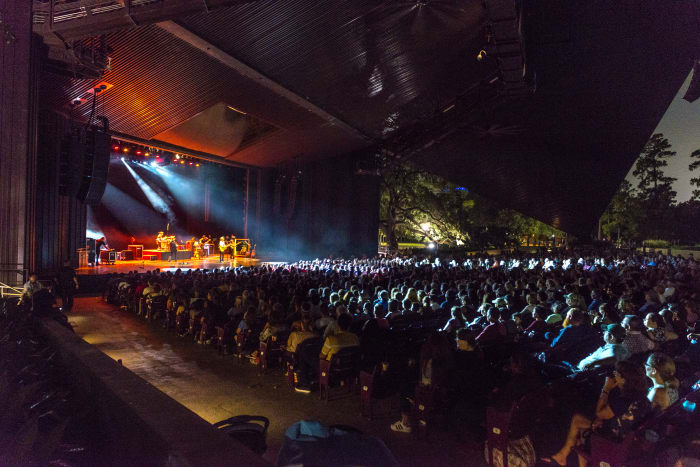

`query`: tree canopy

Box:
[379,164,563,251]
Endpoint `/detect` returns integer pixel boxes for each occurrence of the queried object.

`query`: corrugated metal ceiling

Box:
[178,0,490,138]
[44,23,367,166]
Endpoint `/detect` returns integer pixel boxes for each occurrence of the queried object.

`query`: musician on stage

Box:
[219,236,227,262]
[192,237,200,259]
[169,237,178,262]
[156,231,166,250]
[95,236,107,265]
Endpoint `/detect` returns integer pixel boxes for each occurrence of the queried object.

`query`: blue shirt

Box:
[551,324,593,348]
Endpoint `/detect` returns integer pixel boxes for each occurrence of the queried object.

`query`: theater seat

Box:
[213,415,269,456]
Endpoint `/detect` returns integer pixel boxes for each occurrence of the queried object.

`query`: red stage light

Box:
[189,162,193,166]
[136,150,142,155]
[113,145,119,151]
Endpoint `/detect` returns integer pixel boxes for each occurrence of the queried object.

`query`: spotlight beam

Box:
[121,159,174,221]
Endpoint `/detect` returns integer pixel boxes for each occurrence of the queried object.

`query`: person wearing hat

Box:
[577,323,630,371]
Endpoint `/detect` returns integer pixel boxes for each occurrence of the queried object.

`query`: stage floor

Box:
[77,255,265,275]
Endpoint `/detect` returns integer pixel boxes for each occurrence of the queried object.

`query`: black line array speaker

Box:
[59,132,84,197]
[76,126,111,205]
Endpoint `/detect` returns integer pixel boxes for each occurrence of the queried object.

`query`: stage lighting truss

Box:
[109,140,203,168]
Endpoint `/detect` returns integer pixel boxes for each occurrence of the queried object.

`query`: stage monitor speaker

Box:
[76,126,111,205]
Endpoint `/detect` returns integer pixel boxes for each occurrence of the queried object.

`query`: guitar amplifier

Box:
[120,250,134,260]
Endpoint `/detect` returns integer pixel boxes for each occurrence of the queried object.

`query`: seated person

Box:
[485,353,541,467]
[542,360,651,466]
[577,323,630,371]
[591,302,620,326]
[455,327,480,355]
[468,303,491,331]
[546,301,565,326]
[644,312,678,343]
[285,314,316,353]
[391,333,453,433]
[295,313,359,394]
[524,305,549,341]
[19,273,43,305]
[290,302,312,331]
[144,283,164,304]
[141,280,156,297]
[475,308,506,344]
[621,315,656,355]
[258,304,287,343]
[645,352,679,411]
[319,313,360,361]
[373,303,390,330]
[442,306,466,337]
[550,308,593,351]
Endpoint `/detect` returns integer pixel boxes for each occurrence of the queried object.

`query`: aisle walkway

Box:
[68,296,482,466]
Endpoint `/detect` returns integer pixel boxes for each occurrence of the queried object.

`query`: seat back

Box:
[213,415,270,455]
[235,329,250,350]
[330,346,362,379]
[589,433,634,467]
[259,336,283,372]
[359,367,377,418]
[485,405,513,467]
[296,337,323,360]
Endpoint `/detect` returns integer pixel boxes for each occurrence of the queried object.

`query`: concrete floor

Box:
[68,296,484,466]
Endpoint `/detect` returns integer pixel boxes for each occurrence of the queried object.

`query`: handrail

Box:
[0,282,23,298]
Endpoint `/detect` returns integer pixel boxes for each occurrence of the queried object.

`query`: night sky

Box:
[625,70,700,202]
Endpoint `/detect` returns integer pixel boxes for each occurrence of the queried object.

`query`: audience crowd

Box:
[99,248,700,466]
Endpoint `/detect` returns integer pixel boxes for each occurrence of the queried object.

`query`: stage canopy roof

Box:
[38,0,700,236]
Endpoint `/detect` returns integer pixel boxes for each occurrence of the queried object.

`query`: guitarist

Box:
[219,236,227,262]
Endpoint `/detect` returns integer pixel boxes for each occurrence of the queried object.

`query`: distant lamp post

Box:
[428,242,436,249]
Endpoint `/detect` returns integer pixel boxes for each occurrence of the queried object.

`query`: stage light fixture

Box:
[123,147,129,153]
[196,163,200,167]
[175,154,181,160]
[188,162,193,166]
[136,150,142,155]
[180,160,185,165]
[150,161,157,167]
[112,145,120,151]
[144,152,150,156]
